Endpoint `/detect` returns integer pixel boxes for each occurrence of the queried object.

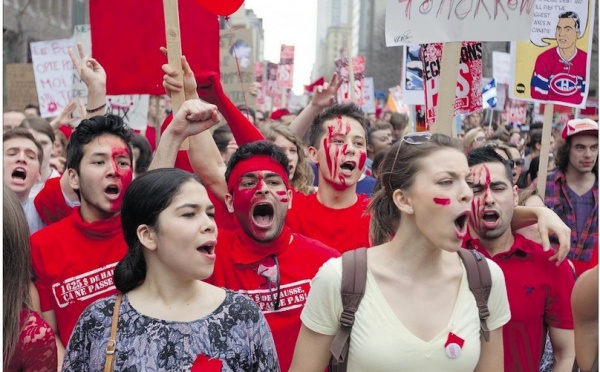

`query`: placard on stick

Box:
[6,64,39,111]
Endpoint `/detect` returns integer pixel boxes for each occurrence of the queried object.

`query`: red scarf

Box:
[230,225,292,265]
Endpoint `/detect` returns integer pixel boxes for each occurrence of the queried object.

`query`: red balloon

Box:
[195,0,244,16]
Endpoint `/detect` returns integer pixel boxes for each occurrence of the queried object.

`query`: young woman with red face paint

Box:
[291,133,511,372]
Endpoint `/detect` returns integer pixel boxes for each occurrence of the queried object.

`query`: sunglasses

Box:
[256,255,281,311]
[474,136,486,142]
[402,132,432,145]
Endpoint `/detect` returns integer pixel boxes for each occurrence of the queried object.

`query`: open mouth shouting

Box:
[196,240,217,260]
[339,160,357,176]
[454,211,470,239]
[104,184,122,200]
[11,167,28,184]
[480,209,501,230]
[251,202,275,229]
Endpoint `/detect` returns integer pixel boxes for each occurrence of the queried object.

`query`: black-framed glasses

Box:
[513,158,525,166]
[401,132,432,145]
[256,255,281,311]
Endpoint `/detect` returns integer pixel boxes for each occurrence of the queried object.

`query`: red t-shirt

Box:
[30,208,127,343]
[286,191,371,253]
[207,227,340,372]
[34,177,73,225]
[464,234,575,372]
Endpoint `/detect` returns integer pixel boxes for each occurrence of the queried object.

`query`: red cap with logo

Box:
[562,118,599,139]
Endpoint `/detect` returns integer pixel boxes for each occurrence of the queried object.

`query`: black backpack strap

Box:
[457,249,492,342]
[329,248,368,372]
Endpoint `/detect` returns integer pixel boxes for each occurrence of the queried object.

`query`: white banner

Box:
[362,77,376,114]
[492,51,511,85]
[385,0,536,45]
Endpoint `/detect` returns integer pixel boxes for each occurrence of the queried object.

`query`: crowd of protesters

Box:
[2,41,597,372]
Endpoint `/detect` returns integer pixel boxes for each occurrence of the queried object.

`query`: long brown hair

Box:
[368,134,464,245]
[262,124,315,195]
[3,186,33,367]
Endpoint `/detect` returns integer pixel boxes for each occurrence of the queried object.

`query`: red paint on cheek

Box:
[280,198,289,203]
[433,198,451,206]
[275,190,289,203]
[358,151,367,171]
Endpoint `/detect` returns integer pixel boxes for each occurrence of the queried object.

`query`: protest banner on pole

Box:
[509,0,595,108]
[385,0,536,45]
[362,77,376,113]
[163,0,184,115]
[265,61,281,108]
[352,56,365,106]
[30,39,74,118]
[537,103,554,198]
[421,42,483,133]
[277,45,295,89]
[401,44,425,105]
[337,53,365,105]
[220,28,256,108]
[492,51,511,85]
[505,99,529,124]
[6,64,39,111]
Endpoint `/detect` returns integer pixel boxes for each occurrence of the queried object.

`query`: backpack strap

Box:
[457,249,492,342]
[329,248,368,372]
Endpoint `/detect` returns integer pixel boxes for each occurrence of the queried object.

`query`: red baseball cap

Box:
[270,108,291,121]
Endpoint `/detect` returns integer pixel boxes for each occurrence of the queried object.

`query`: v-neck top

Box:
[301,254,511,371]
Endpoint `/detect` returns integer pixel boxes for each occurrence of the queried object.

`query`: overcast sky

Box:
[244,0,318,95]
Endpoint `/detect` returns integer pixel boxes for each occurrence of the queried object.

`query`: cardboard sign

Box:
[30,39,74,117]
[402,44,426,105]
[277,45,295,89]
[6,64,39,111]
[362,77,376,114]
[385,0,536,45]
[510,0,595,108]
[492,51,511,85]
[106,95,150,131]
[422,42,483,128]
[219,28,256,108]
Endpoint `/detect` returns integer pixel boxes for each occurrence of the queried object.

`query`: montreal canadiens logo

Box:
[550,73,579,96]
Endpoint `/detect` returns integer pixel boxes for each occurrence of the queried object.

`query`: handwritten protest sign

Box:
[30,39,74,117]
[362,77,376,114]
[106,95,150,131]
[277,45,295,89]
[510,0,595,108]
[220,29,256,108]
[385,0,536,45]
[402,44,425,105]
[337,55,365,104]
[422,42,483,128]
[492,51,511,85]
[6,64,39,111]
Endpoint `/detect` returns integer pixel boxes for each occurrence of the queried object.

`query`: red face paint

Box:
[275,190,289,203]
[468,165,491,228]
[433,197,451,206]
[358,151,367,171]
[109,147,133,210]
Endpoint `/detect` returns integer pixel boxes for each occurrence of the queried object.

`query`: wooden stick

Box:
[163,0,188,150]
[536,103,554,200]
[434,42,461,136]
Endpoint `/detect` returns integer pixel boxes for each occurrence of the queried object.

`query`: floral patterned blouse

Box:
[63,290,279,371]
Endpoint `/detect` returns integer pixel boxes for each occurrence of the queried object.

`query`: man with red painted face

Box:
[465,146,575,372]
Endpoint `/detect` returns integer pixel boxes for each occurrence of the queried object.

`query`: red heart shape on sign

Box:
[195,0,244,16]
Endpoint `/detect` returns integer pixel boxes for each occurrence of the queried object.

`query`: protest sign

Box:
[265,61,281,99]
[362,77,376,114]
[504,99,528,124]
[492,51,511,85]
[106,95,150,130]
[255,61,265,105]
[220,28,256,108]
[277,45,295,89]
[385,0,536,45]
[337,55,365,104]
[30,39,74,117]
[6,64,39,111]
[422,42,483,128]
[402,44,425,105]
[510,0,595,108]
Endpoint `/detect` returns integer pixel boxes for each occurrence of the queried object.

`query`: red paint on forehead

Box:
[433,197,451,206]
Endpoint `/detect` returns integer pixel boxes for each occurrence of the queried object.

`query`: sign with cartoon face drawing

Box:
[510,0,596,108]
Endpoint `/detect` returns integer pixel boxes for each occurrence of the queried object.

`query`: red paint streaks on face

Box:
[323,117,353,188]
[109,147,133,210]
[275,191,287,195]
[280,198,289,203]
[468,165,491,228]
[233,174,264,214]
[433,197,451,206]
[358,151,367,171]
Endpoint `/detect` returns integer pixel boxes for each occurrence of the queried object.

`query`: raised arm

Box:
[69,42,107,118]
[288,73,343,138]
[160,50,229,201]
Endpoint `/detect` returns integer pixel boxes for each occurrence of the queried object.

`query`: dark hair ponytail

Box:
[114,242,147,293]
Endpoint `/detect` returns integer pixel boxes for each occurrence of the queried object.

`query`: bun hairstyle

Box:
[368,134,463,245]
[114,168,202,293]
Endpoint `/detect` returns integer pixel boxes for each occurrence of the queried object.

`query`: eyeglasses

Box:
[401,132,432,145]
[474,136,486,142]
[513,158,525,166]
[256,255,280,311]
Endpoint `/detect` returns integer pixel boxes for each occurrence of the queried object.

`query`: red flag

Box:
[90,0,219,95]
[304,77,324,94]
